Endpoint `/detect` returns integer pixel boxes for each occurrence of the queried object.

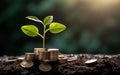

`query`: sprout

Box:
[21,16,66,49]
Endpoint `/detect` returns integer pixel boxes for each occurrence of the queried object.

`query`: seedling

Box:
[21,16,66,49]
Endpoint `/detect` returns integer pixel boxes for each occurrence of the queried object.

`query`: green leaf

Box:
[43,16,53,25]
[49,22,66,34]
[26,16,43,23]
[21,25,39,37]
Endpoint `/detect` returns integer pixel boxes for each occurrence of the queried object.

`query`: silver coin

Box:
[85,59,97,64]
[39,63,52,72]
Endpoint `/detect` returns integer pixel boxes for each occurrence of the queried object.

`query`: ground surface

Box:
[0,54,120,75]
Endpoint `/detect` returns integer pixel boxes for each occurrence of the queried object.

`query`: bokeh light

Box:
[0,0,120,56]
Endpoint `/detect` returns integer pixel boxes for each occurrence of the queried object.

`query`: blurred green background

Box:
[0,0,120,56]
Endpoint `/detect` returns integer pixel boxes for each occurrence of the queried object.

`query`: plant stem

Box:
[43,25,46,49]
[38,34,43,39]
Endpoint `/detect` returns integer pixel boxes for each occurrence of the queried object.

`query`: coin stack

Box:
[20,48,60,71]
[20,53,35,68]
[48,48,59,62]
[34,48,45,60]
[38,51,50,61]
[24,53,35,61]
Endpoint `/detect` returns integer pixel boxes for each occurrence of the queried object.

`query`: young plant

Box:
[21,16,66,49]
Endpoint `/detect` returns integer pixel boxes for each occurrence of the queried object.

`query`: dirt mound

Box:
[0,54,120,75]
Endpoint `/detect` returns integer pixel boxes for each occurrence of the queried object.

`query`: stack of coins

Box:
[24,53,35,61]
[38,51,50,61]
[48,48,59,61]
[20,53,35,68]
[34,48,45,59]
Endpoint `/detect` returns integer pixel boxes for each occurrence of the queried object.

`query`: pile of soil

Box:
[0,54,120,75]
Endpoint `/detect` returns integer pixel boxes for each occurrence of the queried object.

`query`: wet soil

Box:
[0,54,120,75]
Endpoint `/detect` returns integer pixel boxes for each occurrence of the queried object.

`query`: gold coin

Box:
[39,63,52,72]
[20,60,33,68]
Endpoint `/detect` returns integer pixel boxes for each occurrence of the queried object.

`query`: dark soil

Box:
[0,54,120,75]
